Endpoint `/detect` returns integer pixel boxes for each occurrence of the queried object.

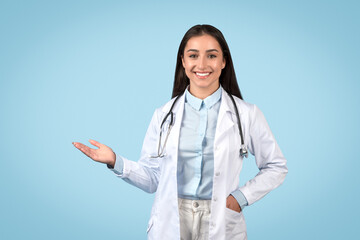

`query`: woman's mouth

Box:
[195,72,211,79]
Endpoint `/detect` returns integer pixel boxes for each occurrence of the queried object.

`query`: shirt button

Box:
[193,202,199,208]
[215,172,220,176]
[211,222,216,227]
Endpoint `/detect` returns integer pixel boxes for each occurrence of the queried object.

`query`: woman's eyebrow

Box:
[206,49,219,52]
[186,49,219,52]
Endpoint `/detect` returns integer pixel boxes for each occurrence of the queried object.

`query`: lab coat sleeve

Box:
[238,104,288,205]
[112,109,162,194]
[230,189,248,210]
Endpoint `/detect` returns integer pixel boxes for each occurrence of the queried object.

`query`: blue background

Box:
[1,0,359,239]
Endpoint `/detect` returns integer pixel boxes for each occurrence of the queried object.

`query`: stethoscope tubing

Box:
[151,91,248,158]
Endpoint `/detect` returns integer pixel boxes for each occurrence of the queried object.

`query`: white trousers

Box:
[178,198,211,240]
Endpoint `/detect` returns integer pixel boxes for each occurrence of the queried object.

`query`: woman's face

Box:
[182,34,226,97]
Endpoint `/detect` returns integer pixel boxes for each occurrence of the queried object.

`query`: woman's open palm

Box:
[73,140,116,167]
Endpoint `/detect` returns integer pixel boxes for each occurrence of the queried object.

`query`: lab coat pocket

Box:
[225,207,247,240]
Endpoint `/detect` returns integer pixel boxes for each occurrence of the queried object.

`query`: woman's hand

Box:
[226,195,241,213]
[73,140,116,167]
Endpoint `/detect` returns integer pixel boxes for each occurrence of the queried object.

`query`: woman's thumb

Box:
[89,139,101,148]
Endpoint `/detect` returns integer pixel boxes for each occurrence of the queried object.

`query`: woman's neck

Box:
[188,83,220,100]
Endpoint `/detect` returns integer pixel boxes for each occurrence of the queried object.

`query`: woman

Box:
[73,24,288,240]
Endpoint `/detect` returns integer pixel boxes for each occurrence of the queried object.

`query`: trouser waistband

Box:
[178,198,212,212]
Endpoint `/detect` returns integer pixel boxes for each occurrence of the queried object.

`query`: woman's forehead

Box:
[185,34,222,51]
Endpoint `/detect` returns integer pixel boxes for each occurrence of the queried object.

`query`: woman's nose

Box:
[197,56,207,69]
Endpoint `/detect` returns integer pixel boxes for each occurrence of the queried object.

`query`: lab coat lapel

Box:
[161,93,185,153]
[215,90,237,139]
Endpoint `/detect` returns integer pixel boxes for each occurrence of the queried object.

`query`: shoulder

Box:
[226,93,258,116]
[156,92,185,113]
[157,97,178,113]
[226,94,268,130]
[151,94,183,123]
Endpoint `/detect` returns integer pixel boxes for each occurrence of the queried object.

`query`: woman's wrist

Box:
[107,152,116,168]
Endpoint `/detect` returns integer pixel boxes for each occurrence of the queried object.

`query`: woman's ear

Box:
[222,57,226,69]
[181,56,185,68]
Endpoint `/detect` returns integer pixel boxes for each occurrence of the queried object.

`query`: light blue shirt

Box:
[177,86,222,199]
[108,86,248,209]
[176,86,247,210]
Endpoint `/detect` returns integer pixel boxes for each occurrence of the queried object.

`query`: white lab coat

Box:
[114,89,288,240]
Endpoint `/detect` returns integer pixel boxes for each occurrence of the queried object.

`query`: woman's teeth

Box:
[196,72,210,76]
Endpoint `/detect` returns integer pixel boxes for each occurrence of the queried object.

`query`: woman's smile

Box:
[195,71,211,79]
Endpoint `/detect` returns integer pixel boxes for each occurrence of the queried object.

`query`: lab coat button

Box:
[213,197,217,201]
[215,172,220,176]
[193,202,199,208]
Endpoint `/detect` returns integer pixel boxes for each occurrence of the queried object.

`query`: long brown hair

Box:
[172,24,243,99]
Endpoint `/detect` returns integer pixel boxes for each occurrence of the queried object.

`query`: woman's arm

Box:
[117,109,162,193]
[239,104,288,205]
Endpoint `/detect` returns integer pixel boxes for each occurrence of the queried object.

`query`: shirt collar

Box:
[185,86,222,111]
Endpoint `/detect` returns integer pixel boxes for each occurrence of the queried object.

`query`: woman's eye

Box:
[208,54,217,59]
[189,54,197,58]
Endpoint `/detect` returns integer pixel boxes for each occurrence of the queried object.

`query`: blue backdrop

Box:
[1,0,359,239]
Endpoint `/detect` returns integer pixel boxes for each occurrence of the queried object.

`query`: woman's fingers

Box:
[73,140,115,165]
[73,142,97,160]
[73,140,115,163]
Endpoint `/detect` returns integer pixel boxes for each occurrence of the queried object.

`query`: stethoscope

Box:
[150,91,248,158]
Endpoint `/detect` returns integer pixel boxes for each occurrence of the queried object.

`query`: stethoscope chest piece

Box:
[240,144,248,158]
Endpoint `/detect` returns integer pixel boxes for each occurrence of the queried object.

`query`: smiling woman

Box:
[172,25,243,101]
[73,24,288,240]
